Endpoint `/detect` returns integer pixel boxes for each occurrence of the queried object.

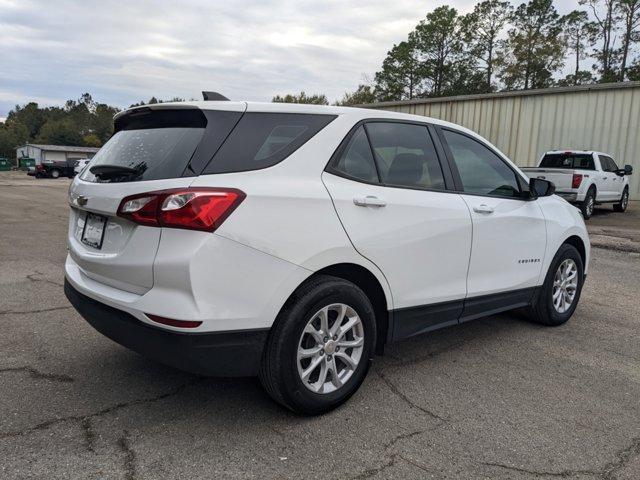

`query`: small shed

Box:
[15,144,100,165]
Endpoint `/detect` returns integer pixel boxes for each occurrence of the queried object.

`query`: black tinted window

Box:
[333,126,379,182]
[599,155,617,172]
[443,129,521,198]
[366,123,445,190]
[204,113,336,174]
[81,128,204,183]
[540,153,595,170]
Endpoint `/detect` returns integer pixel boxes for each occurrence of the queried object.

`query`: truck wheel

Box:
[50,169,60,179]
[613,187,629,212]
[259,275,376,415]
[525,244,584,327]
[580,187,595,219]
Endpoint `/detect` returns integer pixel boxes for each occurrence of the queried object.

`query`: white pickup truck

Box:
[522,150,633,219]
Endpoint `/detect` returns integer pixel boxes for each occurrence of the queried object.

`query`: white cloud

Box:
[0,0,581,116]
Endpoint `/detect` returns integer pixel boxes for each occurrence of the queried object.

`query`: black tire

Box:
[259,275,376,415]
[613,187,629,212]
[50,169,60,179]
[580,187,596,219]
[525,244,584,326]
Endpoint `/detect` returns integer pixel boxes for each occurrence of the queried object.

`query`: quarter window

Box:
[365,123,445,190]
[443,129,521,198]
[333,126,379,183]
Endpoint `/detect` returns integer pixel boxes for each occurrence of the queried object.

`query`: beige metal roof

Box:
[23,144,100,153]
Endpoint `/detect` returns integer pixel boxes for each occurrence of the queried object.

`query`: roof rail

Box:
[202,91,230,101]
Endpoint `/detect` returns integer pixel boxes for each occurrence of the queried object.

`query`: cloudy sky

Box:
[1,0,579,119]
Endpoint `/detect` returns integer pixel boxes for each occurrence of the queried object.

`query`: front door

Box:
[439,128,546,319]
[323,122,472,338]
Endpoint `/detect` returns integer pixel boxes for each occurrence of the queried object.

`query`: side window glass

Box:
[333,126,379,183]
[443,129,521,198]
[599,156,611,172]
[365,123,445,190]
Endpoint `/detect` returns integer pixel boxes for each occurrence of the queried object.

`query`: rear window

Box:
[203,113,336,174]
[81,108,210,183]
[540,153,595,170]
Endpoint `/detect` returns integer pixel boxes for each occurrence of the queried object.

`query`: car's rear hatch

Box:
[67,102,246,294]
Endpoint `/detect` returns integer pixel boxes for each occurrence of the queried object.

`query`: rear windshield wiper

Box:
[90,163,147,181]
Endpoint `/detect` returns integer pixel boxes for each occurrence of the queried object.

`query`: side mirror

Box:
[528,177,555,199]
[624,164,633,175]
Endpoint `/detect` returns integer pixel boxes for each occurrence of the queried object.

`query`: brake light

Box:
[572,174,583,189]
[117,188,245,232]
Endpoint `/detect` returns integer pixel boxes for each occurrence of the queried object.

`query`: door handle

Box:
[473,204,494,214]
[353,195,387,207]
[602,177,607,180]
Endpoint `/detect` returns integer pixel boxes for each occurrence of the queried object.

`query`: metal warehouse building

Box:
[16,144,100,165]
[365,81,640,200]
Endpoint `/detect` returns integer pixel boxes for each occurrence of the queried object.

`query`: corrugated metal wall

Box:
[365,82,640,200]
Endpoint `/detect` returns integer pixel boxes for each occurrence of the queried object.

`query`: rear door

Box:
[67,104,246,294]
[323,121,472,338]
[438,128,546,314]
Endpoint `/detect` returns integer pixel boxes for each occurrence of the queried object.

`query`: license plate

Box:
[81,213,107,249]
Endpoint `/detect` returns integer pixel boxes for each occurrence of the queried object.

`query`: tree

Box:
[35,118,83,145]
[271,92,329,104]
[580,0,621,82]
[628,58,640,79]
[497,0,566,90]
[374,40,423,100]
[412,6,466,96]
[0,121,28,160]
[460,0,514,91]
[5,102,46,139]
[616,0,640,80]
[556,70,596,85]
[335,85,377,106]
[562,10,598,84]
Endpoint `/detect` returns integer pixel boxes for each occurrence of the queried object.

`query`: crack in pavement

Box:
[0,377,204,439]
[481,436,640,480]
[118,430,137,480]
[26,272,65,288]
[375,370,447,422]
[480,461,597,478]
[383,429,426,450]
[349,454,399,479]
[0,366,74,383]
[0,306,72,316]
[603,436,640,480]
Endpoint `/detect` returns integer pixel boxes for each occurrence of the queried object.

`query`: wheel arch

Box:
[307,263,391,354]
[562,235,587,270]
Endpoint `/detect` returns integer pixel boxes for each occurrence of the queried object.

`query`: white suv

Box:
[64,100,590,414]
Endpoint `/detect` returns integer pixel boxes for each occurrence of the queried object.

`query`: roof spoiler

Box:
[202,91,230,101]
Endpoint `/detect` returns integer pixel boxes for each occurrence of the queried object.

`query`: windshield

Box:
[540,153,595,170]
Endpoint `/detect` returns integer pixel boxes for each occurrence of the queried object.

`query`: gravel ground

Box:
[1,171,639,479]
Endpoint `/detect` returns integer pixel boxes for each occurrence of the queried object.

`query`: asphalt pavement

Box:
[1,171,639,479]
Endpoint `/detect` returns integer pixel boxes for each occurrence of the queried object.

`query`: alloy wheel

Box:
[296,303,364,394]
[552,259,579,314]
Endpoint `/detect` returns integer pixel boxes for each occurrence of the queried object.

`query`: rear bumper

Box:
[65,279,268,377]
[555,191,580,202]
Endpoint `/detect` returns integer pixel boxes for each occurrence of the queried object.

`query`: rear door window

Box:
[365,122,445,190]
[203,113,336,174]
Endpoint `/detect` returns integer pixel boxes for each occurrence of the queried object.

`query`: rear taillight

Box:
[572,174,583,189]
[117,188,245,232]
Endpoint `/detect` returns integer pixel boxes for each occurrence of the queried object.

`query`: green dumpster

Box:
[0,157,11,171]
[18,157,35,170]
